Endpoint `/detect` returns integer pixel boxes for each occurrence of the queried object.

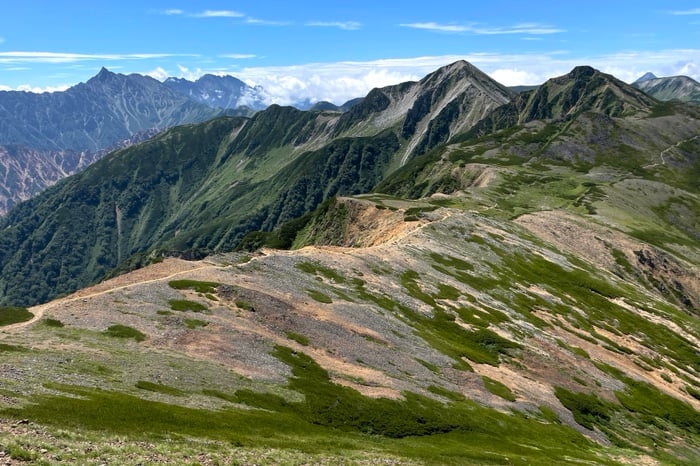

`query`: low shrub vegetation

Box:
[184,318,208,329]
[168,280,221,294]
[482,376,516,401]
[136,381,185,397]
[169,299,208,312]
[103,325,146,342]
[306,289,332,304]
[43,318,65,328]
[0,343,29,352]
[285,332,310,346]
[0,306,33,326]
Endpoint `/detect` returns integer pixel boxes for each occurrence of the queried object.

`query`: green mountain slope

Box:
[0,61,512,306]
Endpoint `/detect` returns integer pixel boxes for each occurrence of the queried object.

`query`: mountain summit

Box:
[518,66,656,122]
[634,71,658,83]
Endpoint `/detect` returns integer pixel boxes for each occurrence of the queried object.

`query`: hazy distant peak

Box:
[634,72,658,83]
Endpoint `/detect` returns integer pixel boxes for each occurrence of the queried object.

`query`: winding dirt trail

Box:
[2,259,220,333]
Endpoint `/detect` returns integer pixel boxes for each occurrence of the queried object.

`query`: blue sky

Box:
[1,1,700,104]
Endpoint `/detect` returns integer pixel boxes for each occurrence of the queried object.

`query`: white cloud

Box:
[15,84,70,93]
[668,8,700,15]
[145,66,169,81]
[220,54,257,59]
[163,9,184,16]
[245,17,290,26]
[0,51,194,64]
[220,49,700,104]
[306,21,361,31]
[176,64,206,82]
[400,22,564,35]
[400,22,470,33]
[489,68,543,86]
[4,49,699,103]
[194,10,244,18]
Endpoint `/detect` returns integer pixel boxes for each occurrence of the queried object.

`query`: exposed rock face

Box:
[0,69,226,214]
[0,68,221,152]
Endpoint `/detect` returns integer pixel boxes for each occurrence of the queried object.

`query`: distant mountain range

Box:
[1,60,698,308]
[1,65,699,215]
[632,72,700,105]
[0,68,258,213]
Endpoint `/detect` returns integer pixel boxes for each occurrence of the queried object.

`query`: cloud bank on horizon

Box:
[1,2,699,104]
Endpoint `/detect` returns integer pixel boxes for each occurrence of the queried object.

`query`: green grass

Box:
[103,325,146,342]
[0,343,29,352]
[295,261,347,283]
[427,385,466,402]
[482,376,516,402]
[3,443,36,462]
[306,289,332,304]
[416,358,441,374]
[285,331,310,346]
[1,349,624,465]
[235,299,255,311]
[168,279,222,294]
[135,380,185,397]
[184,318,209,329]
[42,318,64,328]
[554,387,614,431]
[0,306,33,326]
[168,299,208,312]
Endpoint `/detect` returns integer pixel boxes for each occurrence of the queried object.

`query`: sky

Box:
[1,1,700,105]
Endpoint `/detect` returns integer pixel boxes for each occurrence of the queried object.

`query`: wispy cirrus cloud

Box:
[193,10,245,18]
[306,21,361,31]
[245,17,290,26]
[667,8,700,15]
[400,22,564,35]
[220,53,257,59]
[159,8,286,25]
[0,51,193,64]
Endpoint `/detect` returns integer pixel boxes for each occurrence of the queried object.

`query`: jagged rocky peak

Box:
[88,67,119,84]
[334,60,513,146]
